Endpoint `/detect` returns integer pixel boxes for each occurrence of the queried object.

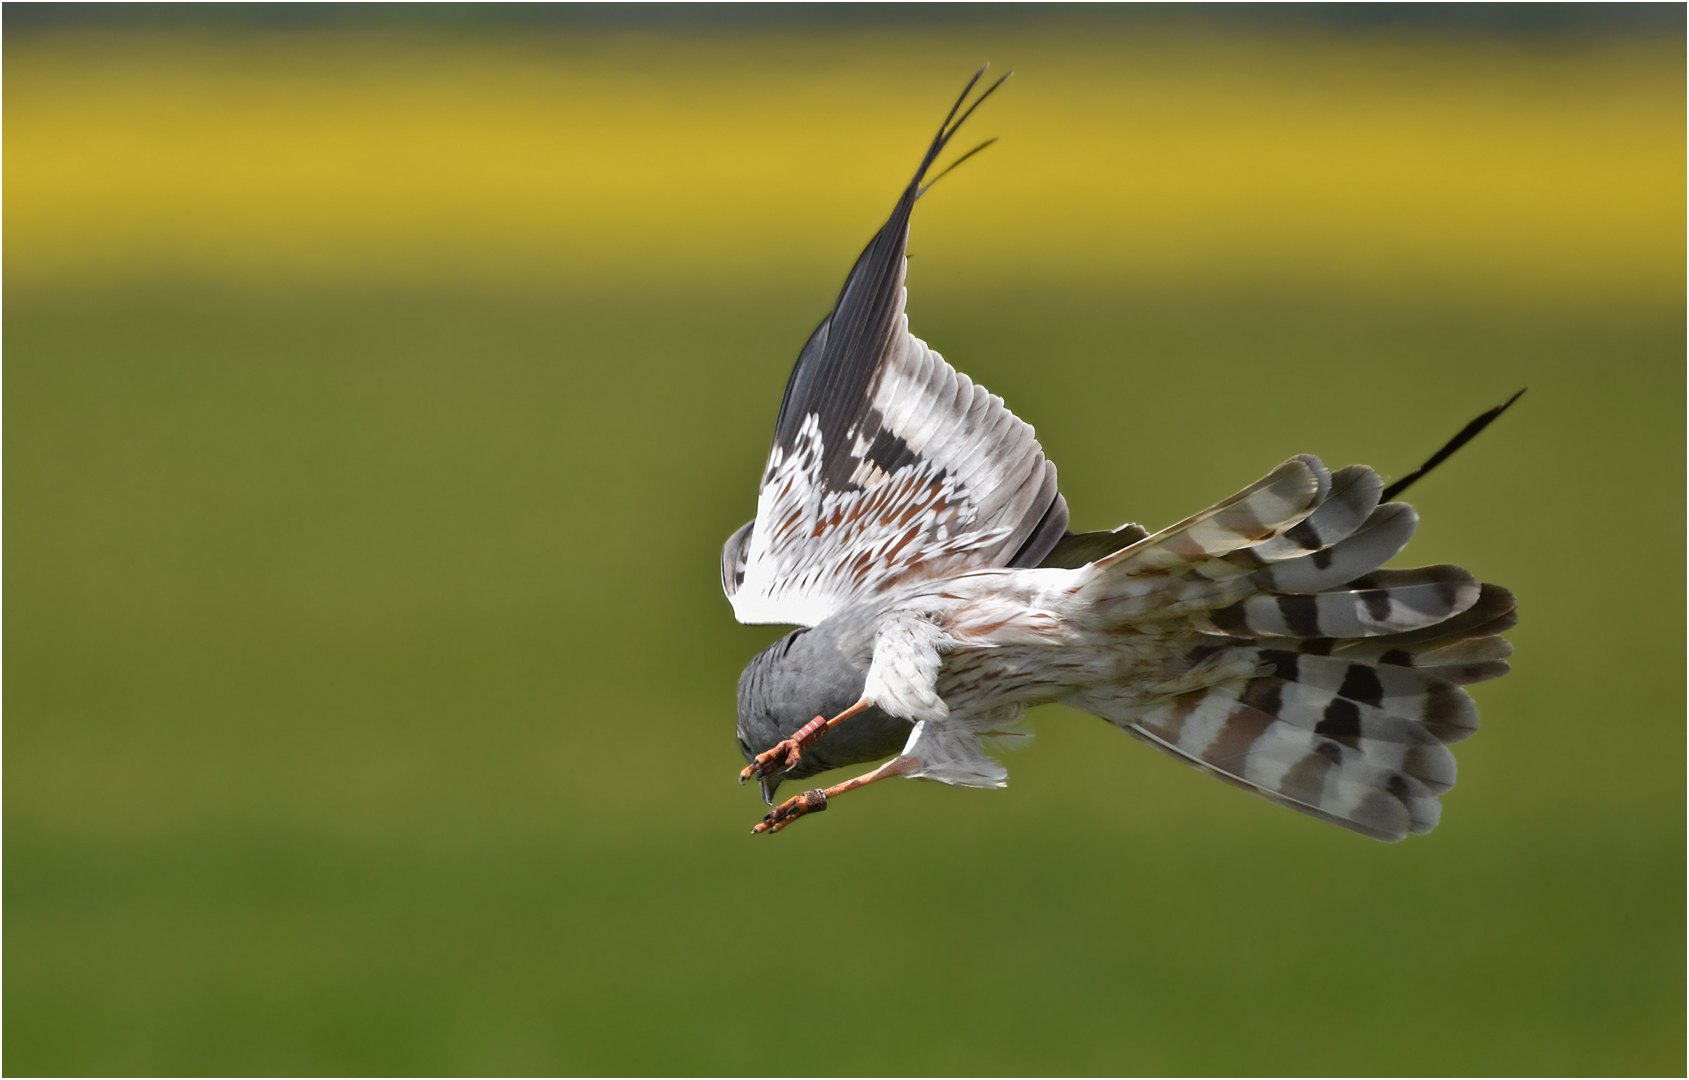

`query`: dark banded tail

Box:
[1121,589,1513,841]
[1070,455,1513,841]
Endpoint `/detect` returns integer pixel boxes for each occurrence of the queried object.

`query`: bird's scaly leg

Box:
[737,696,872,785]
[752,754,921,835]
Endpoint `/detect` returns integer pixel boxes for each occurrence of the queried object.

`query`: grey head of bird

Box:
[735,620,913,805]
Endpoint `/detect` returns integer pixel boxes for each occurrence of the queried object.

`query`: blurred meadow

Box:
[5,5,1684,1075]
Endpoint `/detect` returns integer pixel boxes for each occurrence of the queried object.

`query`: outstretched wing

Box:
[721,71,1068,627]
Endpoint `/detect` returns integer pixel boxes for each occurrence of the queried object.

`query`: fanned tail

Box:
[1065,455,1512,842]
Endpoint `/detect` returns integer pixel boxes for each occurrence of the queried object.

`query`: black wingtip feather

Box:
[914,66,1012,193]
[918,137,999,199]
[1381,388,1525,502]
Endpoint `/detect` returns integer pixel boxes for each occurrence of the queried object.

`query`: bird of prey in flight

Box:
[722,68,1517,839]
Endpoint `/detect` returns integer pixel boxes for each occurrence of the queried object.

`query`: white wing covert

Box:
[721,74,1067,627]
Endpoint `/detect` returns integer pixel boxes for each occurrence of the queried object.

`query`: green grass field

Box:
[6,14,1684,1075]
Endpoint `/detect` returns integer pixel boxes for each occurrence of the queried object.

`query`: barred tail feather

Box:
[1101,455,1330,576]
[1195,565,1480,639]
[1228,464,1383,567]
[1093,660,1466,840]
[1124,703,1445,841]
[1245,502,1417,593]
[1348,582,1517,645]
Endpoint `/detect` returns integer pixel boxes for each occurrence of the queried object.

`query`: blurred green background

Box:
[6,5,1684,1075]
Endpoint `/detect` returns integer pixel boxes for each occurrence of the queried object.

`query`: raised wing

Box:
[722,71,1068,627]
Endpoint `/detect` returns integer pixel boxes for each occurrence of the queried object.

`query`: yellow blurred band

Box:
[6,28,1683,304]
